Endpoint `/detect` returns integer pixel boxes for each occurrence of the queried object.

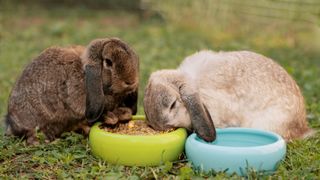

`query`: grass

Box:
[1,1,320,179]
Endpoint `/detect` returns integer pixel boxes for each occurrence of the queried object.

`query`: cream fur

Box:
[176,50,309,140]
[144,50,312,141]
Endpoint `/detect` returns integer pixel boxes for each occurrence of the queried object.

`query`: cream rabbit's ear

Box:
[83,39,108,123]
[178,83,216,142]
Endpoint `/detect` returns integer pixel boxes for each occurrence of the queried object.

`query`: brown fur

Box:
[5,38,139,145]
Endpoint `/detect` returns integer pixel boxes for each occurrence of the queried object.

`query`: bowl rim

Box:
[187,128,286,150]
[91,115,186,138]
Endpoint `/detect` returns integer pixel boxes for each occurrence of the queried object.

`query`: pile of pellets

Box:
[102,120,174,135]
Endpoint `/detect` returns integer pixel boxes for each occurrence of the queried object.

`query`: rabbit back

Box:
[6,46,87,140]
[179,50,309,140]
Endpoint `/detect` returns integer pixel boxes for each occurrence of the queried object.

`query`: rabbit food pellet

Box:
[102,120,174,135]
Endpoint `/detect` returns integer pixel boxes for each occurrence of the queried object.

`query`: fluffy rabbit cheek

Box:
[109,80,137,94]
[102,70,112,88]
[167,103,192,129]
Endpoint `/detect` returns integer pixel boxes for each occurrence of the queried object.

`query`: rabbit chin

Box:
[109,83,137,95]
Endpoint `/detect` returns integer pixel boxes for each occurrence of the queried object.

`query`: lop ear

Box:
[179,84,216,142]
[83,39,107,123]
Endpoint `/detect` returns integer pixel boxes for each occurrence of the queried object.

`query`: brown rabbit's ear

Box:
[83,39,107,123]
[179,84,216,142]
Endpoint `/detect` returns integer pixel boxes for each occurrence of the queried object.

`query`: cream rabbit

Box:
[144,50,312,141]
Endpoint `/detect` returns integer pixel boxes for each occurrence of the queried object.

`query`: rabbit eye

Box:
[104,59,113,67]
[170,100,176,110]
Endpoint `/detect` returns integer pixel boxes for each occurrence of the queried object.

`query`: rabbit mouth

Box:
[147,120,173,131]
[125,88,136,95]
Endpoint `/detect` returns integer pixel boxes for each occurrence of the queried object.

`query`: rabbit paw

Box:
[113,107,132,122]
[104,112,119,125]
[26,134,40,146]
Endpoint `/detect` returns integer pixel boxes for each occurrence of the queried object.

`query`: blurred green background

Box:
[0,0,319,179]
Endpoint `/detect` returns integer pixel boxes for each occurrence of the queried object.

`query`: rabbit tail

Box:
[4,114,13,136]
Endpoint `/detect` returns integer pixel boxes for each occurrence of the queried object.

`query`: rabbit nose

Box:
[122,82,137,93]
[125,81,134,86]
[123,81,137,89]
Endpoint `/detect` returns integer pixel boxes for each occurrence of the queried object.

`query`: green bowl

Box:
[89,115,187,166]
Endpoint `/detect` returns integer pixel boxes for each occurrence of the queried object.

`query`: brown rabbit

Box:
[144,50,313,142]
[5,38,139,145]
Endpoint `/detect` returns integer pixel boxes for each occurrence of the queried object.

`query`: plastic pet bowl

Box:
[185,128,286,175]
[89,115,187,166]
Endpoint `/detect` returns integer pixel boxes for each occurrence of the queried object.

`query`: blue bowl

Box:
[185,128,286,176]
